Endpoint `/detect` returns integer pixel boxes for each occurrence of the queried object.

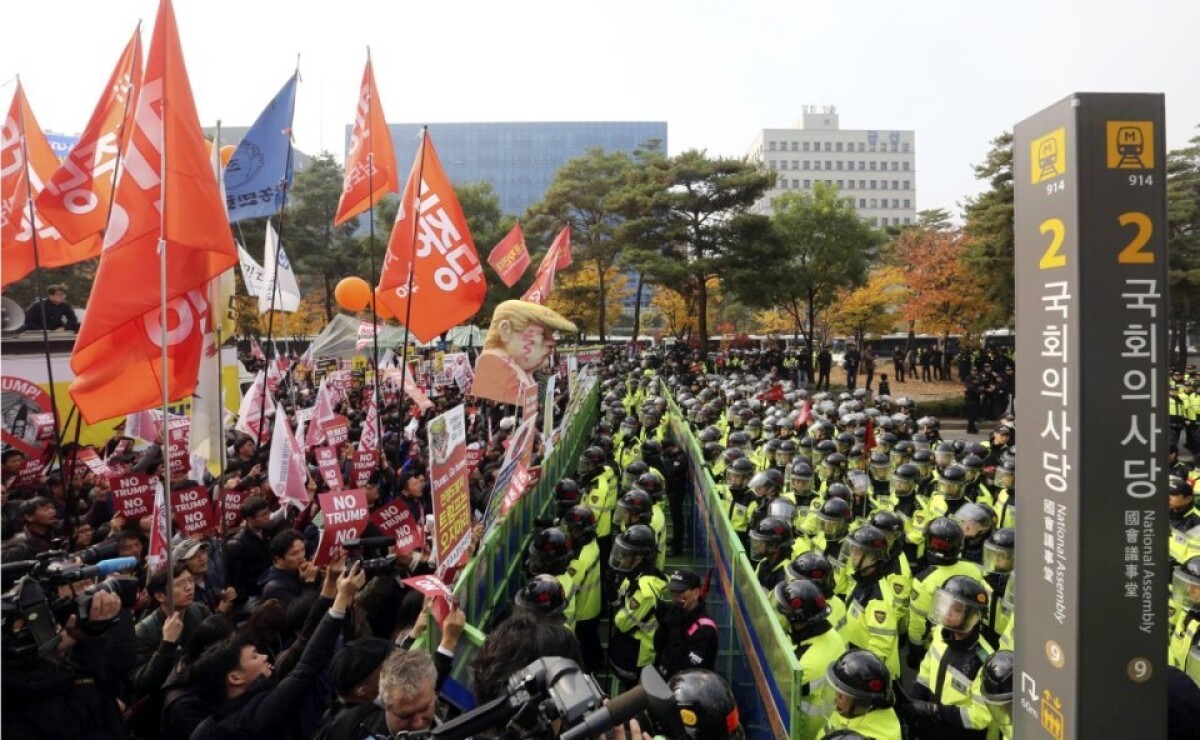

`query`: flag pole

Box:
[395,126,428,433]
[254,80,297,456]
[159,92,176,614]
[14,78,64,468]
[364,47,383,459]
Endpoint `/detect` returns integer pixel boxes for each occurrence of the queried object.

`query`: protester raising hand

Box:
[333,561,367,612]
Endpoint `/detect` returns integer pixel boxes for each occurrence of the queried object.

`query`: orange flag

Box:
[334,54,397,225]
[1,84,102,286]
[486,222,530,287]
[36,27,141,249]
[376,131,485,342]
[69,0,237,424]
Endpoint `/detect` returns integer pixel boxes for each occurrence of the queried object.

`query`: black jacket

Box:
[654,604,718,677]
[191,611,344,740]
[20,298,80,332]
[226,526,272,603]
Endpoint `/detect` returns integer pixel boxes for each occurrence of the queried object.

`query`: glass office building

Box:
[352,121,668,216]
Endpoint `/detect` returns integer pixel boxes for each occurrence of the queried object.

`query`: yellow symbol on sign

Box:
[1031,128,1067,184]
[1045,640,1065,668]
[1107,121,1154,169]
[1041,690,1065,740]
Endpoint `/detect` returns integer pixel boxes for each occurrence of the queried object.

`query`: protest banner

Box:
[10,456,48,489]
[221,486,246,530]
[428,405,471,580]
[322,414,351,447]
[314,489,368,566]
[314,446,343,491]
[171,484,214,536]
[77,448,109,477]
[110,472,156,519]
[369,501,426,556]
[483,415,537,529]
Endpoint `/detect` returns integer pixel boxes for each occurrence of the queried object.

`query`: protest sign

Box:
[314,489,368,566]
[110,472,156,519]
[402,574,455,623]
[165,418,190,477]
[221,486,246,529]
[322,414,351,447]
[314,446,343,491]
[171,484,214,536]
[349,448,378,488]
[429,405,471,580]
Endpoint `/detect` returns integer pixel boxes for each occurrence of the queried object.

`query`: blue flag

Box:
[224,73,298,223]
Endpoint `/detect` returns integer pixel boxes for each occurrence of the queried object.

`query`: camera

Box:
[1,551,138,658]
[345,554,399,578]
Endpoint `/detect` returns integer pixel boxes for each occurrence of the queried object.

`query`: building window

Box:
[891,180,898,189]
[825,179,832,186]
[869,161,877,171]
[803,160,810,169]
[869,143,876,152]
[790,141,798,151]
[824,142,832,151]
[892,162,900,171]
[857,142,865,152]
[813,161,821,170]
[836,142,843,152]
[859,198,867,207]
[846,180,854,190]
[837,180,844,188]
[902,142,910,153]
[836,161,843,170]
[793,179,800,188]
[903,199,911,208]
[768,141,777,151]
[778,174,786,187]
[825,160,832,169]
[804,179,812,188]
[870,180,877,189]
[871,217,879,227]
[858,180,866,189]
[802,141,811,151]
[902,161,910,171]
[891,142,899,152]
[869,198,878,208]
[903,180,910,189]
[904,216,911,224]
[881,181,888,190]
[892,199,900,208]
[769,160,777,170]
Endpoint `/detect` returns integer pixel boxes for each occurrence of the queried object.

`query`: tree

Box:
[647,280,722,345]
[727,184,877,348]
[547,263,629,338]
[895,227,991,344]
[286,153,367,321]
[525,148,640,342]
[962,132,1014,326]
[1167,126,1200,369]
[623,150,775,350]
[828,265,909,346]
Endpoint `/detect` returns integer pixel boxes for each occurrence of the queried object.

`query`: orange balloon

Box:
[220,144,237,169]
[374,293,395,320]
[335,277,372,312]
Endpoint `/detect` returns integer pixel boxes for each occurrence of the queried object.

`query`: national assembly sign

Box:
[429,405,471,580]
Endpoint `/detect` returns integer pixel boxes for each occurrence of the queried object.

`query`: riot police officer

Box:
[563,505,603,671]
[822,650,903,739]
[907,518,989,668]
[980,650,1015,739]
[838,526,900,678]
[609,524,668,688]
[750,516,795,591]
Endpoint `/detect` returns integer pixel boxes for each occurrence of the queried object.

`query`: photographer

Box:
[2,580,131,739]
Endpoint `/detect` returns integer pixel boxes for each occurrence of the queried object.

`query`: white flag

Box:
[305,378,334,448]
[189,274,230,470]
[259,221,302,313]
[238,243,267,298]
[235,371,274,443]
[147,480,170,573]
[268,407,309,508]
[359,391,379,452]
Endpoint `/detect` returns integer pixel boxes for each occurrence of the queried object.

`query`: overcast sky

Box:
[3,0,1197,217]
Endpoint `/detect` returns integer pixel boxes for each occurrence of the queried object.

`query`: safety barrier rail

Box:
[666,393,808,740]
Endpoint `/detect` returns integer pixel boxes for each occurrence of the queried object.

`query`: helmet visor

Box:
[791,475,813,494]
[1172,567,1200,611]
[577,456,595,476]
[870,461,892,481]
[749,472,775,498]
[915,461,933,478]
[608,538,644,572]
[847,471,871,497]
[775,449,795,467]
[995,468,1015,489]
[930,588,984,633]
[913,438,931,452]
[613,503,633,527]
[982,542,1014,574]
[748,532,773,561]
[934,450,954,468]
[937,478,964,499]
[726,468,751,489]
[890,476,915,497]
[838,539,879,573]
[817,513,849,540]
[889,450,909,468]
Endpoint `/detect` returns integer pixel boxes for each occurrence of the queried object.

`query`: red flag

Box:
[486,222,530,287]
[865,416,876,454]
[69,0,237,424]
[756,383,785,402]
[549,224,571,270]
[1,84,105,286]
[36,27,141,247]
[334,54,397,225]
[795,400,812,429]
[376,132,485,342]
[520,258,555,305]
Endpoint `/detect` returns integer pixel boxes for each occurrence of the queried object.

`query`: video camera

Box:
[1,549,139,659]
[344,536,401,577]
[371,658,681,740]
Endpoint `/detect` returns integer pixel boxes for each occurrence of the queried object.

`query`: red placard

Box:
[29,413,56,442]
[370,501,427,557]
[349,448,378,489]
[110,472,156,519]
[221,486,246,529]
[10,456,47,489]
[314,446,343,491]
[402,574,454,623]
[171,484,214,536]
[165,418,190,477]
[314,489,369,566]
[322,415,351,447]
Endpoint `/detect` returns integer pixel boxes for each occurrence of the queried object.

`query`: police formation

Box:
[521,349,1200,740]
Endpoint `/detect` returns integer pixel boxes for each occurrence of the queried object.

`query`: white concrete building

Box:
[746,106,916,228]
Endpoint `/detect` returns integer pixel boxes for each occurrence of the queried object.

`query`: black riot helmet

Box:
[561,505,597,543]
[727,457,756,490]
[667,669,745,740]
[789,461,815,495]
[869,510,906,552]
[983,527,1015,574]
[554,478,582,517]
[890,463,921,497]
[749,516,794,561]
[622,460,650,491]
[937,464,968,500]
[772,578,830,633]
[514,574,567,617]
[786,550,836,597]
[980,650,1015,705]
[636,472,665,502]
[911,449,934,478]
[577,446,606,477]
[614,488,655,527]
[825,650,894,718]
[528,527,573,576]
[930,574,990,634]
[839,525,890,576]
[925,516,965,564]
[819,452,848,483]
[641,439,663,461]
[609,524,658,573]
[817,497,854,541]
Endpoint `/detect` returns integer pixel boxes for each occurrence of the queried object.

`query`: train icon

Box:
[1038,137,1061,180]
[1114,126,1146,168]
